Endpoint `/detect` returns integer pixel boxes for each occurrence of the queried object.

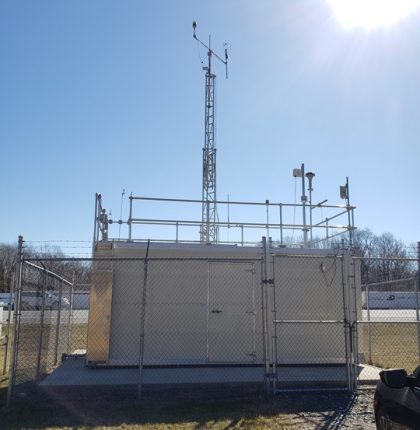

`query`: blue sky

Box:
[1,0,419,253]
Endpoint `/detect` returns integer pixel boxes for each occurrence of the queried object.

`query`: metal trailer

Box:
[86,241,361,386]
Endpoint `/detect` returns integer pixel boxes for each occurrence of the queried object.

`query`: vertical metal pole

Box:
[261,237,270,394]
[340,257,351,392]
[68,272,75,354]
[128,195,133,241]
[265,200,270,239]
[206,199,210,243]
[307,175,314,246]
[270,256,278,394]
[346,177,353,248]
[350,257,359,391]
[346,254,356,391]
[206,262,210,361]
[53,280,63,366]
[241,225,244,247]
[279,204,283,246]
[36,271,48,379]
[326,218,329,245]
[176,222,179,243]
[3,272,15,375]
[7,236,24,406]
[93,193,98,250]
[366,283,372,364]
[137,240,150,399]
[250,263,257,362]
[300,164,308,247]
[309,188,313,246]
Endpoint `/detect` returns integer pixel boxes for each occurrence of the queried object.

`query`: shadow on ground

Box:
[0,384,367,429]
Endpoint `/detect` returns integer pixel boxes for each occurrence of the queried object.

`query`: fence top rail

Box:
[358,320,420,324]
[272,252,345,259]
[274,320,345,324]
[353,256,418,263]
[23,261,73,286]
[362,277,416,288]
[23,256,263,263]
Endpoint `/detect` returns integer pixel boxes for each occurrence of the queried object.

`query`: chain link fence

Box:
[357,256,420,376]
[5,246,419,403]
[12,262,73,386]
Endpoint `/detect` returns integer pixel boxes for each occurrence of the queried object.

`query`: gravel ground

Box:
[273,388,377,429]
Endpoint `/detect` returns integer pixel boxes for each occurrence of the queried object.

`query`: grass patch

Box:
[359,322,420,371]
[70,323,87,352]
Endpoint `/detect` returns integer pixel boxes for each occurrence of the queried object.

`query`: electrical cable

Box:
[321,252,339,288]
[196,40,204,65]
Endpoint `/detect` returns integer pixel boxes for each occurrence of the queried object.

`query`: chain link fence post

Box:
[341,256,351,391]
[137,241,150,400]
[261,237,271,395]
[366,283,372,364]
[2,271,15,376]
[67,272,75,355]
[270,255,278,395]
[6,236,24,406]
[36,270,47,379]
[53,280,63,366]
[350,255,359,392]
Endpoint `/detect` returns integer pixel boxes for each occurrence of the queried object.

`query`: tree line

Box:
[0,243,90,293]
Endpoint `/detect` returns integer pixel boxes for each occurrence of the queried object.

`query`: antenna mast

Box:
[193,21,228,244]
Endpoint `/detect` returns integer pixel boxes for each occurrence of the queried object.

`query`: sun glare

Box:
[327,0,420,30]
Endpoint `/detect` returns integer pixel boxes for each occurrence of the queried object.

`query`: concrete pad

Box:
[40,357,379,388]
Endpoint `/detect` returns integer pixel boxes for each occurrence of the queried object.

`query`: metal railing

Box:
[93,194,356,248]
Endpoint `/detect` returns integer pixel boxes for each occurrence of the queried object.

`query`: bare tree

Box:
[0,243,17,292]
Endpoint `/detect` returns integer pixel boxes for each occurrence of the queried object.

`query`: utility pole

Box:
[193,21,228,244]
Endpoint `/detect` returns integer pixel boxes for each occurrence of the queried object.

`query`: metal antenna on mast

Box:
[192,21,228,244]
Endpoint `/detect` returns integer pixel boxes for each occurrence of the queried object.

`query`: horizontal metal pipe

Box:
[274,320,345,324]
[358,321,420,324]
[311,230,352,244]
[129,196,354,210]
[130,218,350,230]
[24,261,73,286]
[25,256,262,263]
[362,278,415,288]
[313,209,352,227]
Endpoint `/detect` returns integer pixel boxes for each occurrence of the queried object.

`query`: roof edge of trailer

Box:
[97,240,345,256]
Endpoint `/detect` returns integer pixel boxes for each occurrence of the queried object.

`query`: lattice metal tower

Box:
[193,22,228,244]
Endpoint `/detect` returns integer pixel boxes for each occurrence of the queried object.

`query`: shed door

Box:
[208,262,256,363]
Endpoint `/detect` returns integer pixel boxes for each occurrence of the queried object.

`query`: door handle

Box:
[211,309,222,314]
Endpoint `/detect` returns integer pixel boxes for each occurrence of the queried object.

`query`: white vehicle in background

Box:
[20,291,70,310]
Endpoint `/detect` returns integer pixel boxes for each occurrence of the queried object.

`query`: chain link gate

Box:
[9,261,73,392]
[261,245,359,393]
